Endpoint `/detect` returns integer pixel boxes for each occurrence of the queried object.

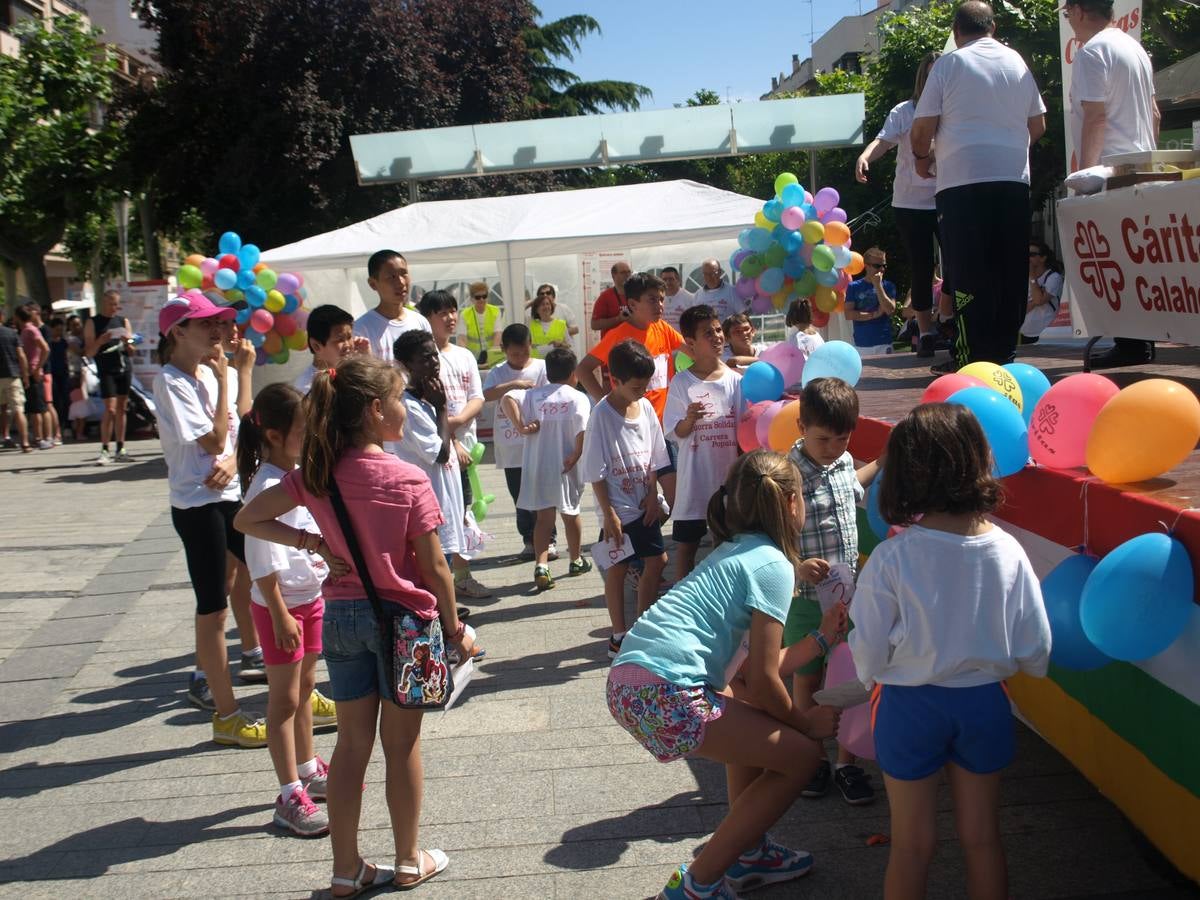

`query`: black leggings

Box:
[171,501,245,615]
[894,207,941,314]
[504,467,555,543]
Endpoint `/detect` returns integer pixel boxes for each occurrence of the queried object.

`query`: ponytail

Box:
[156,331,175,366]
[237,382,303,494]
[707,449,805,570]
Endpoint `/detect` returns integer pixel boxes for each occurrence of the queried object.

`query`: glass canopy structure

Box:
[350,95,864,187]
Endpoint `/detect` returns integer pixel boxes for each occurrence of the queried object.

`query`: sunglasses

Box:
[866,261,887,269]
[471,293,488,300]
[1029,251,1044,257]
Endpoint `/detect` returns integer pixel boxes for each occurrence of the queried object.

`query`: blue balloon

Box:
[815,268,839,287]
[738,228,754,250]
[235,306,252,325]
[783,256,808,278]
[1042,554,1111,671]
[781,183,806,207]
[763,199,783,222]
[747,228,773,253]
[946,386,1029,477]
[282,294,300,313]
[742,361,785,404]
[782,231,805,254]
[1002,362,1052,426]
[237,243,261,269]
[217,231,242,255]
[802,340,863,388]
[246,328,266,347]
[759,267,785,294]
[866,474,888,541]
[213,267,238,291]
[1081,533,1194,661]
[801,203,818,221]
[246,285,267,308]
[236,268,256,290]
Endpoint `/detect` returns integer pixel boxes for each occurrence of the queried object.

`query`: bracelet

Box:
[808,629,830,657]
[447,620,466,642]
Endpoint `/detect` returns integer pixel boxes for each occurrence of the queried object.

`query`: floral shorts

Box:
[606,663,726,762]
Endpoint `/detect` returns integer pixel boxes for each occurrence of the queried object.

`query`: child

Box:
[516,348,591,590]
[786,298,825,360]
[786,377,881,805]
[234,355,477,896]
[850,403,1051,900]
[580,340,671,658]
[152,295,266,748]
[722,313,767,371]
[482,323,548,561]
[609,450,845,900]
[295,304,368,393]
[353,249,431,364]
[662,305,741,581]
[844,247,897,357]
[236,383,336,838]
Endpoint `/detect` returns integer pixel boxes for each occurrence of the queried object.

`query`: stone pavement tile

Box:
[555,862,697,900]
[552,760,714,818]
[422,696,550,739]
[421,722,630,760]
[84,571,164,597]
[0,641,99,682]
[416,872,558,899]
[425,739,649,780]
[51,593,140,620]
[98,553,178,576]
[0,679,71,726]
[21,617,115,650]
[120,538,186,557]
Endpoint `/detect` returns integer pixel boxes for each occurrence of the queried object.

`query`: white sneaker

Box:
[454,575,493,598]
[96,448,111,466]
[273,786,329,836]
[36,439,53,450]
[546,541,560,561]
[114,448,134,462]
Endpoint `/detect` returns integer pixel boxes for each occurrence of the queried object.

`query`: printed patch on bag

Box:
[394,615,450,706]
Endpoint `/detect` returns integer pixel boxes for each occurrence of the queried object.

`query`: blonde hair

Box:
[708,449,805,570]
[913,51,942,103]
[301,356,401,497]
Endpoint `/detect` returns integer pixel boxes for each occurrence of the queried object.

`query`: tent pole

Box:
[809,152,818,192]
[408,180,419,203]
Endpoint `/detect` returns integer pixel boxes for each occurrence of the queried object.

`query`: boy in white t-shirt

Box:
[294,304,369,394]
[580,340,671,659]
[516,349,591,591]
[722,312,769,371]
[663,304,742,581]
[352,249,431,364]
[482,323,548,560]
[418,290,490,599]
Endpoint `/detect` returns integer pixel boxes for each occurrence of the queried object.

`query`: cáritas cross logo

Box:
[1074,220,1125,311]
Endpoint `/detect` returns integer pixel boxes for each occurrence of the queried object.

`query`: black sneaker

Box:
[239,650,268,684]
[834,764,876,806]
[607,633,624,659]
[1088,342,1154,369]
[187,673,215,711]
[929,359,957,376]
[801,758,831,798]
[917,334,936,358]
[457,605,471,622]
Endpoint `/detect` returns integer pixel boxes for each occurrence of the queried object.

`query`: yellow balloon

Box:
[813,285,838,313]
[771,289,789,310]
[958,361,1023,412]
[801,220,826,244]
[1086,379,1200,483]
[767,399,803,452]
[285,329,309,351]
[754,211,771,230]
[265,289,286,313]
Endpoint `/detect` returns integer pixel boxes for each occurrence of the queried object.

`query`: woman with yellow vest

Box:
[461,281,502,363]
[528,284,577,359]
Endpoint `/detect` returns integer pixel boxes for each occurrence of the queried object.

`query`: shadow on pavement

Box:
[0,740,214,800]
[46,459,167,484]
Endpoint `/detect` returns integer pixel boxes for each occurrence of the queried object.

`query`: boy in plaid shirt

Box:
[786,377,882,805]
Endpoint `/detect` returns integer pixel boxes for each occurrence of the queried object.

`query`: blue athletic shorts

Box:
[871,681,1014,781]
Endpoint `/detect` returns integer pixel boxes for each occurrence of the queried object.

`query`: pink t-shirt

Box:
[20,324,44,371]
[281,449,444,617]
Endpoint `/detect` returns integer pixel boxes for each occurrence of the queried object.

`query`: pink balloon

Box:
[921,373,987,404]
[835,270,851,290]
[1029,373,1119,469]
[756,400,786,448]
[780,206,806,231]
[804,190,814,205]
[199,257,219,276]
[250,309,274,333]
[759,341,806,387]
[799,244,814,264]
[826,643,874,760]
[738,401,773,452]
[273,313,297,337]
[294,273,304,288]
[292,307,309,328]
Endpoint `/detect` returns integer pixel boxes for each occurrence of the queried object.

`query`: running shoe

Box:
[273,786,329,837]
[454,575,493,598]
[186,672,215,711]
[96,448,111,466]
[568,557,592,576]
[239,649,268,684]
[114,448,134,462]
[212,710,268,748]
[311,689,338,729]
[801,758,831,798]
[834,764,876,805]
[534,564,554,591]
[657,863,739,899]
[546,541,560,561]
[36,439,53,449]
[301,755,329,801]
[607,633,624,659]
[725,835,813,892]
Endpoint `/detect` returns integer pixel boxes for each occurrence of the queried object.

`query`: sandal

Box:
[394,848,448,890]
[329,860,395,899]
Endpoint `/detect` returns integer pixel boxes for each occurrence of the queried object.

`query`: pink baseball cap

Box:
[159,293,237,334]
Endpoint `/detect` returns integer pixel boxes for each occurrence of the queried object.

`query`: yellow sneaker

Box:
[311,689,338,729]
[212,710,268,748]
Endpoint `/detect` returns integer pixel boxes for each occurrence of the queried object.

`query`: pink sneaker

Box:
[301,756,329,801]
[273,786,329,837]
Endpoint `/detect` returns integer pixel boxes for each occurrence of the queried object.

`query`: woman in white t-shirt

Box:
[855,51,943,358]
[1021,240,1064,344]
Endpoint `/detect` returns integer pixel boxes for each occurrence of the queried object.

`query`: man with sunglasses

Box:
[844,248,898,356]
[460,281,502,363]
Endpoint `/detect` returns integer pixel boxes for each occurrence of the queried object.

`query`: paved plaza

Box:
[0,439,1193,899]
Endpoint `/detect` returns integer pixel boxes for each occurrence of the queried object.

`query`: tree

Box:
[0,16,119,306]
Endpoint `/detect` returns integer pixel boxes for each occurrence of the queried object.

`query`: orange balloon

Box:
[252,262,269,273]
[1086,379,1200,483]
[184,253,205,268]
[814,284,838,313]
[846,251,865,275]
[834,297,845,313]
[823,221,851,247]
[767,399,803,452]
[262,331,284,355]
[771,289,789,310]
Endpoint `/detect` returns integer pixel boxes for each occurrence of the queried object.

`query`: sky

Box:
[533,0,877,108]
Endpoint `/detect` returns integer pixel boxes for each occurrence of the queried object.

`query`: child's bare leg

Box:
[561,512,582,561]
[636,552,667,615]
[882,771,940,900]
[294,653,318,767]
[792,671,828,765]
[226,557,258,653]
[605,562,630,634]
[947,763,1007,900]
[266,660,302,787]
[675,541,699,582]
[533,508,556,565]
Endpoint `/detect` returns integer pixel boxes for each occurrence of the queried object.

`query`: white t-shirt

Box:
[662,288,696,333]
[482,359,548,469]
[517,383,591,515]
[848,524,1051,689]
[395,392,466,556]
[790,329,825,359]
[878,100,937,211]
[693,284,743,322]
[153,364,241,509]
[243,462,327,609]
[1070,27,1156,167]
[293,365,316,395]
[1021,269,1065,338]
[438,342,484,447]
[352,307,431,364]
[579,396,670,527]
[914,37,1046,191]
[662,368,742,522]
[224,367,241,452]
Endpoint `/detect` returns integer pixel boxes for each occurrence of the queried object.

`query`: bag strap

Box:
[327,476,387,625]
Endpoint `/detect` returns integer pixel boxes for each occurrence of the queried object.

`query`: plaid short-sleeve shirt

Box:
[789,441,863,603]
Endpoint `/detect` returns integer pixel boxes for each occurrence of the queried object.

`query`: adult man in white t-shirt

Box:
[660,266,695,332]
[692,259,741,322]
[352,249,431,364]
[1066,0,1160,368]
[912,1,1046,373]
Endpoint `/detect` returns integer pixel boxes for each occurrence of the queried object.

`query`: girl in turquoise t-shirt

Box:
[608,449,847,900]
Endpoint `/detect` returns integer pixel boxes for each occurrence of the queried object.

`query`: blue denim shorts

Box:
[321,599,390,703]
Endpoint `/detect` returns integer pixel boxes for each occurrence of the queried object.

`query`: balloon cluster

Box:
[729,172,862,326]
[176,231,311,366]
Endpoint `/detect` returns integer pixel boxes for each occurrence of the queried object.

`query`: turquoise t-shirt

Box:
[614,532,794,689]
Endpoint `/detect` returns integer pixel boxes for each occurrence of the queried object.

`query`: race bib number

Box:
[648,354,669,391]
[591,534,634,572]
[816,562,856,612]
[686,381,730,418]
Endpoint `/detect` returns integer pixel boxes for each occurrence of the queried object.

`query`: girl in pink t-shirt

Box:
[236,356,478,897]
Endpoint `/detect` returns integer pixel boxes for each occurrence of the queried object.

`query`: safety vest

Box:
[530,318,568,357]
[463,304,500,357]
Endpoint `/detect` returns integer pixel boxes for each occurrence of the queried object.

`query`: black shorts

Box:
[619,517,666,559]
[98,367,132,399]
[170,501,246,615]
[671,519,708,544]
[24,376,47,414]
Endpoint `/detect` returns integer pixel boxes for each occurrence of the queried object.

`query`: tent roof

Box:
[262,179,762,271]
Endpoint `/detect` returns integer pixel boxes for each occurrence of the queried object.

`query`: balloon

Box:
[237,243,261,270]
[246,328,266,347]
[826,207,848,224]
[774,172,799,195]
[747,228,773,253]
[757,267,785,294]
[845,252,865,276]
[794,271,817,298]
[224,289,244,304]
[811,308,830,328]
[813,285,839,313]
[250,309,274,333]
[199,257,219,277]
[814,268,839,288]
[263,331,284,355]
[273,313,297,337]
[835,270,851,291]
[749,294,774,314]
[811,245,836,272]
[1086,379,1200,484]
[781,183,806,207]
[735,276,757,300]
[921,373,986,404]
[267,348,289,365]
[763,199,783,222]
[1028,373,1118,469]
[177,265,202,289]
[254,348,268,367]
[800,220,825,244]
[740,255,765,278]
[814,186,841,214]
[234,306,251,325]
[780,206,806,231]
[782,256,807,279]
[1081,533,1194,661]
[831,245,852,269]
[1042,554,1111,671]
[802,341,862,388]
[1002,363,1051,425]
[826,643,874,759]
[256,268,278,290]
[958,361,1023,412]
[282,294,300,314]
[731,248,752,270]
[742,361,786,404]
[236,268,256,290]
[771,289,789,310]
[766,399,803,452]
[184,253,205,268]
[286,329,309,351]
[293,308,309,328]
[756,400,787,448]
[218,253,240,272]
[265,289,286,313]
[754,211,771,230]
[214,268,237,291]
[823,221,851,247]
[738,401,774,452]
[467,441,497,521]
[866,476,888,541]
[946,386,1029,478]
[781,230,805,255]
[252,262,268,273]
[759,342,807,387]
[217,231,242,255]
[246,285,267,308]
[763,243,787,268]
